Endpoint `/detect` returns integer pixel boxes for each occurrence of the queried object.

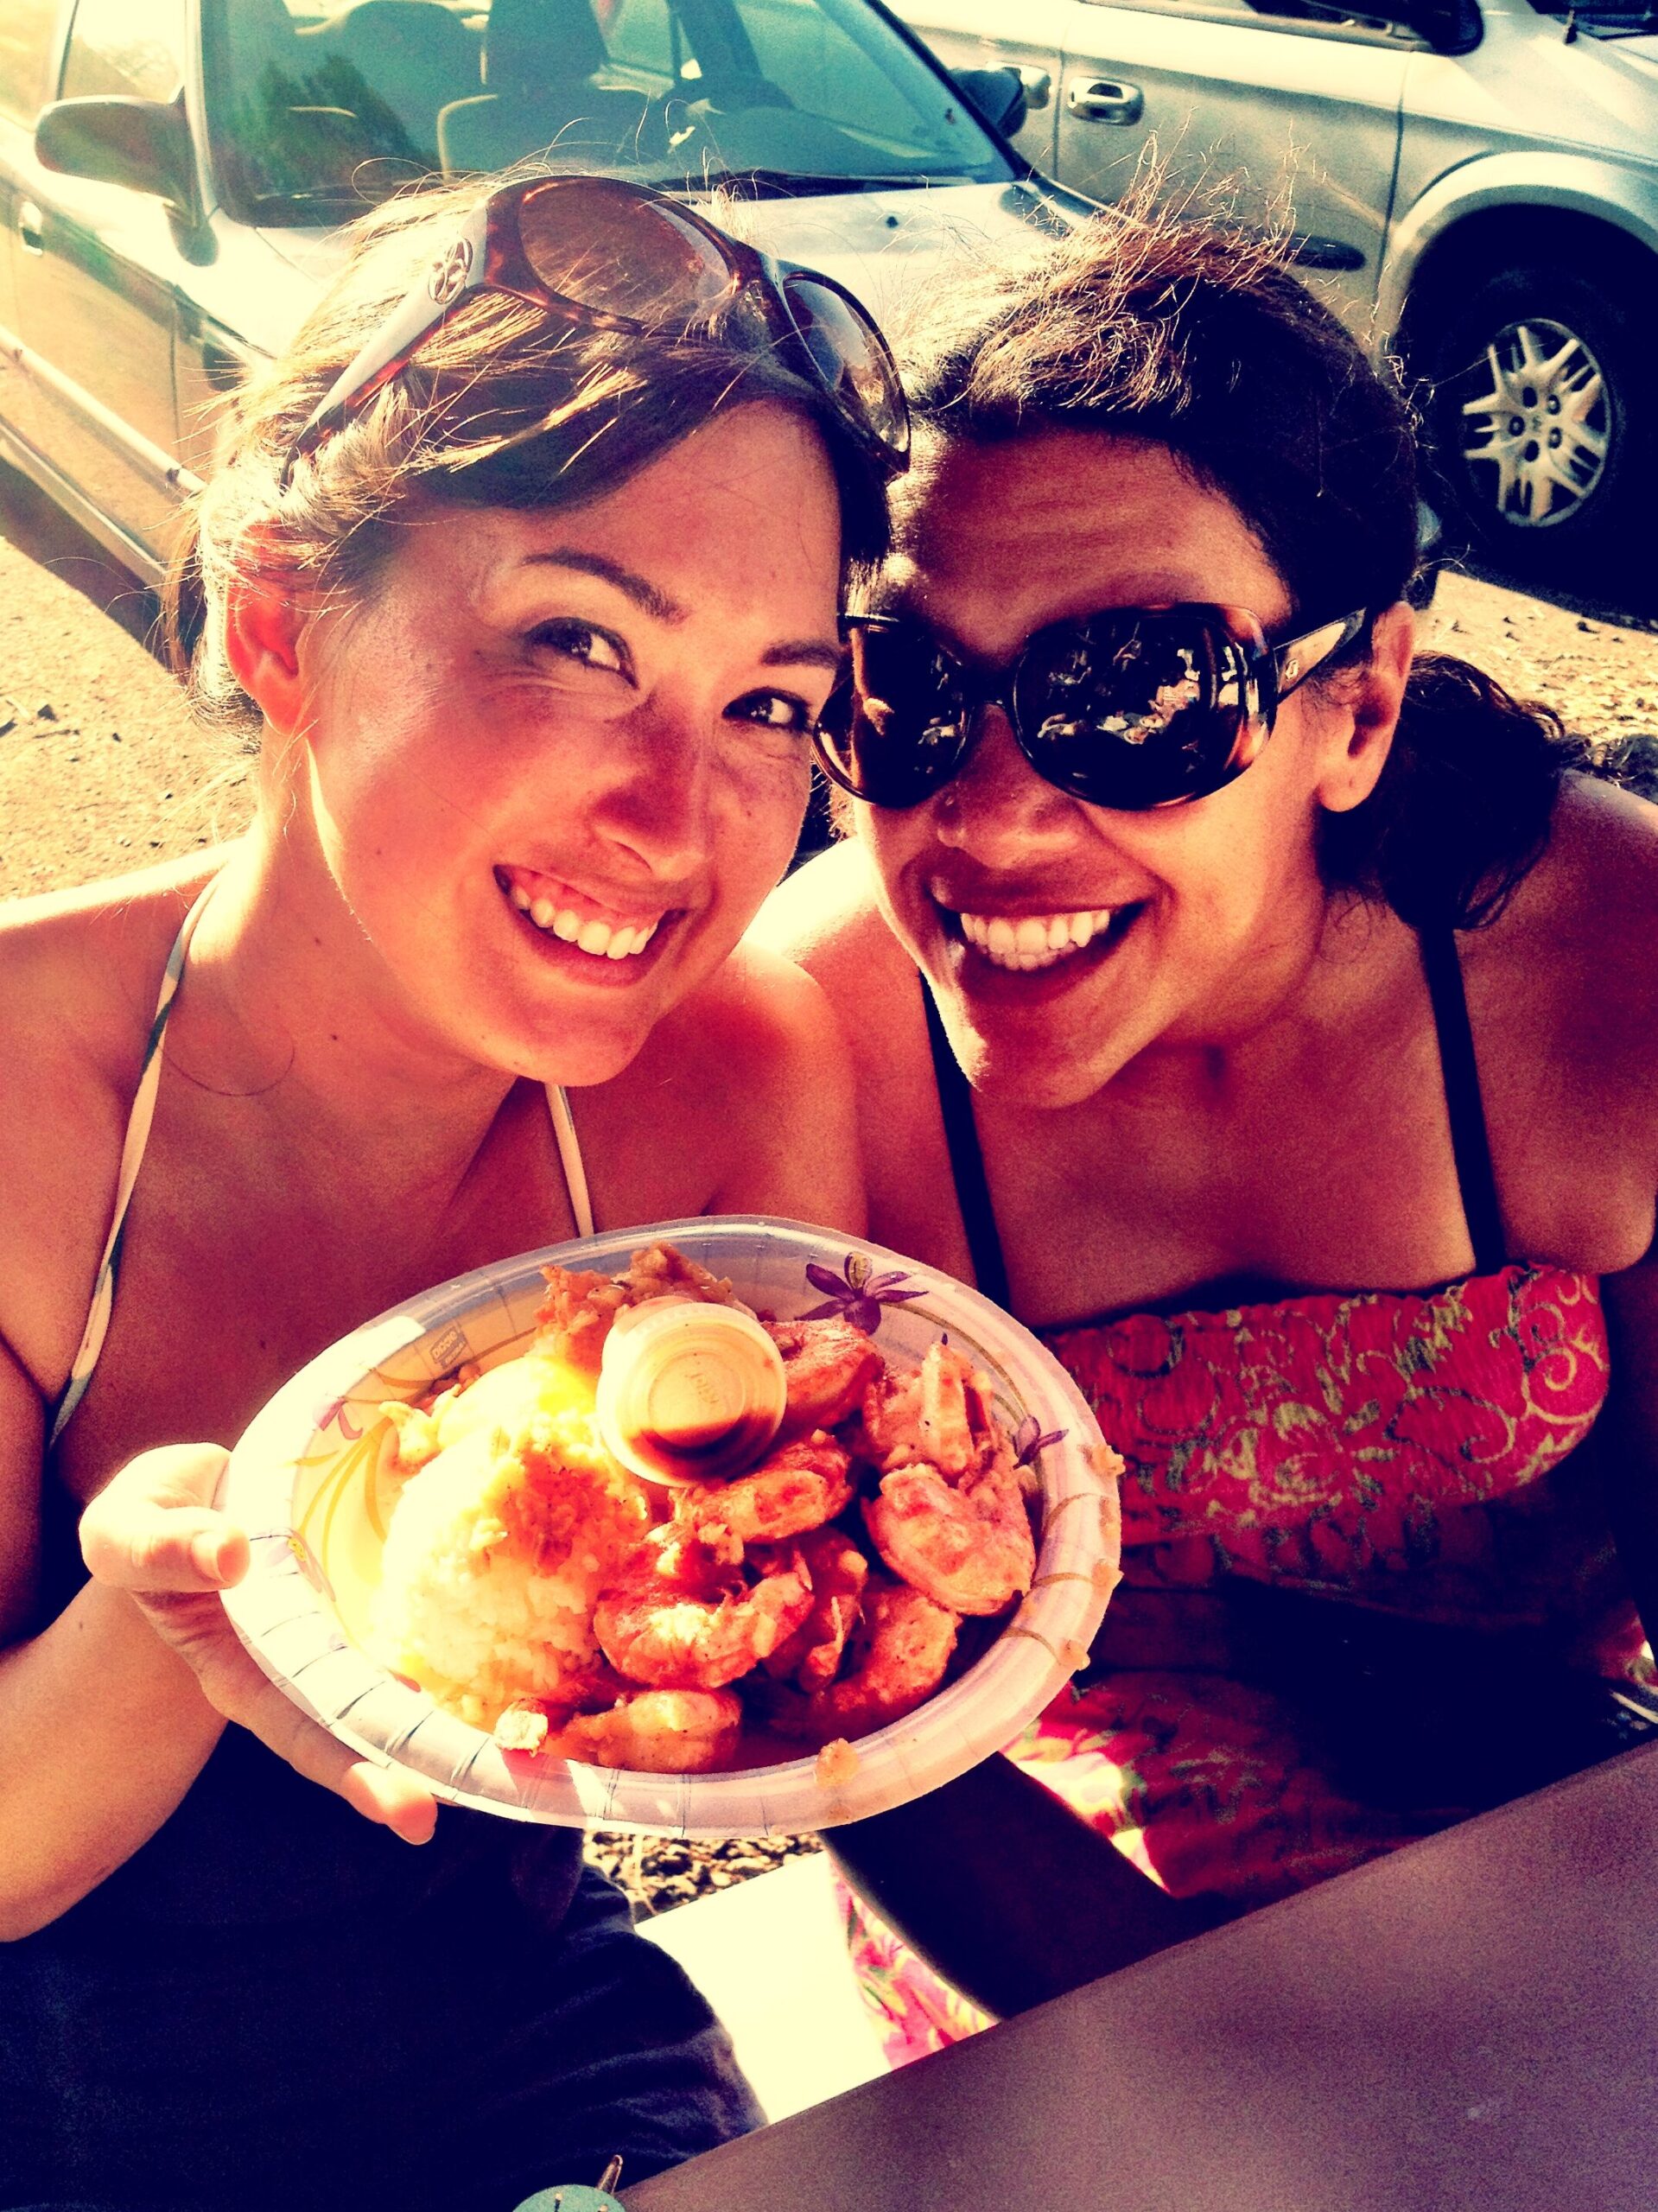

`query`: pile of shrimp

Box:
[487,1249,1039,1777]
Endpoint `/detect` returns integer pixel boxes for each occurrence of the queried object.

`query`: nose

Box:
[932,704,1077,856]
[587,703,721,884]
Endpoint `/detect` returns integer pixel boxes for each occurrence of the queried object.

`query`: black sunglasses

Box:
[283,174,910,486]
[813,602,1369,813]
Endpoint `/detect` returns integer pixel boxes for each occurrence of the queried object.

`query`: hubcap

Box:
[1458,316,1610,530]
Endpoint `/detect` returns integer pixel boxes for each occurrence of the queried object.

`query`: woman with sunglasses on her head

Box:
[0,171,905,2210]
[761,205,1658,2060]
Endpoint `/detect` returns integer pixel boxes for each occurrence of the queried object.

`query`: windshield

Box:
[202,0,1012,225]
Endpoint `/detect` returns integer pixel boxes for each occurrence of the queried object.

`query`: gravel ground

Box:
[3,462,1652,1907]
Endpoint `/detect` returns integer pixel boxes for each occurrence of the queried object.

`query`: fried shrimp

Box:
[765,1578,960,1744]
[545,1688,743,1773]
[593,1526,814,1689]
[380,1241,1070,1774]
[674,1432,856,1553]
[768,1317,886,1437]
[762,1526,869,1692]
[537,1243,743,1371]
[864,1449,1035,1618]
[861,1341,988,1478]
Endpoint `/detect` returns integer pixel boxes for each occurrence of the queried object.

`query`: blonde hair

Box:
[165,169,888,743]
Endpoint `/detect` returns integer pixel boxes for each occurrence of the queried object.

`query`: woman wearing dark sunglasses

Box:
[0,172,904,2209]
[764,204,1658,2061]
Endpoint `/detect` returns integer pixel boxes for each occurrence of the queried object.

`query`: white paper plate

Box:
[219,1217,1121,1837]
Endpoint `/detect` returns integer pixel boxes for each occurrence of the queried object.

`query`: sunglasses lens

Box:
[517,181,737,326]
[1014,612,1254,808]
[816,624,968,805]
[783,275,910,461]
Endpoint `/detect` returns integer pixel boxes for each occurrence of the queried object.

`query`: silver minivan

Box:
[888,0,1658,577]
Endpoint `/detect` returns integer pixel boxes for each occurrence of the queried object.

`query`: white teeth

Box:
[505,879,663,960]
[956,906,1119,972]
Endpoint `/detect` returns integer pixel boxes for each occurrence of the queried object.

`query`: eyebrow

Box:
[524,549,842,674]
[762,639,846,674]
[522,550,686,626]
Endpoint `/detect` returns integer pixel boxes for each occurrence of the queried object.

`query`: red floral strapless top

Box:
[845,1266,1629,2066]
[847,972,1640,2066]
[1049,1262,1616,1637]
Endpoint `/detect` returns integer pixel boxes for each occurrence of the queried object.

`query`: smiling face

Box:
[288,402,845,1087]
[854,428,1389,1111]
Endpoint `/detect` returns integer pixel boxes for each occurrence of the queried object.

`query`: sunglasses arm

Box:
[283,201,494,475]
[1272,608,1368,700]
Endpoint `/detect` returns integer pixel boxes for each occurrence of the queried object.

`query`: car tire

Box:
[1420,257,1656,584]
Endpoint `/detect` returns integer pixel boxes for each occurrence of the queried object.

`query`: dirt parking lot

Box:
[0,458,1653,906]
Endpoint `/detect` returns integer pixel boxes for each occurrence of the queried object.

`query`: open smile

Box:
[495,864,675,971]
[935,898,1145,981]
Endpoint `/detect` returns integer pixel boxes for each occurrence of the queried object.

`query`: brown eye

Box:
[528,620,629,677]
[731,690,811,733]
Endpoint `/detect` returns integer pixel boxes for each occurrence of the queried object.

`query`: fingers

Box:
[338,1758,441,1845]
[223,1653,438,1844]
[140,1589,439,1845]
[80,1443,245,1594]
[85,1447,439,1845]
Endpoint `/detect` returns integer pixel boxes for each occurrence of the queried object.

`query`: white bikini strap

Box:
[48,884,215,1451]
[547,1084,594,1241]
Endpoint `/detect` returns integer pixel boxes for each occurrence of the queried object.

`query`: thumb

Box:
[80,1443,247,1593]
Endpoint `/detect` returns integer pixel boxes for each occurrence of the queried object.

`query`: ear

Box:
[1313,601,1415,816]
[224,572,310,740]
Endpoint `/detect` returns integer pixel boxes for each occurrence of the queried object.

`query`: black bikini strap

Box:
[921,978,1013,1310]
[1420,927,1508,1274]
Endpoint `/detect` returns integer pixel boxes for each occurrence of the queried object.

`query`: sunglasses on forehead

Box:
[282,174,910,487]
[812,601,1369,813]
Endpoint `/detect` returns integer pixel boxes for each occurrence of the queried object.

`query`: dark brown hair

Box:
[899,200,1576,929]
[164,170,890,744]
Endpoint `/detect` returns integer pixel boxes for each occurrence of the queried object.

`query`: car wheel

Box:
[1421,257,1655,581]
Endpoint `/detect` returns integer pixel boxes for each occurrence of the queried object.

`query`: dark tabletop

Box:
[630,1740,1658,2212]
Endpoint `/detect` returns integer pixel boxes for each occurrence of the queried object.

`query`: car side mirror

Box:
[951,67,1028,139]
[1399,0,1482,50]
[35,95,196,215]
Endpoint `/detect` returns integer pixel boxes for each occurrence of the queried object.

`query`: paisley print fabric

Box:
[846,1262,1635,2069]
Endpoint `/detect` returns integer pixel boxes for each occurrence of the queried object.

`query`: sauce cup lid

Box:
[595,1298,787,1486]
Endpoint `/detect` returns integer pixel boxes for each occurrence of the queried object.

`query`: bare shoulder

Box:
[0,856,217,1395]
[614,935,864,1229]
[1464,777,1658,1257]
[1471,778,1658,1043]
[750,843,916,1060]
[655,935,851,1094]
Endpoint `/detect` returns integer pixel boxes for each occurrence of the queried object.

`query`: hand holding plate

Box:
[79,1443,438,1845]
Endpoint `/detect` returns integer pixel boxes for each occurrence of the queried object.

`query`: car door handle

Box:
[17,199,44,254]
[1066,78,1143,124]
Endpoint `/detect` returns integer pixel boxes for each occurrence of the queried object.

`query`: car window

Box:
[202,0,1012,225]
[1082,0,1410,29]
[60,0,188,104]
[0,0,61,125]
